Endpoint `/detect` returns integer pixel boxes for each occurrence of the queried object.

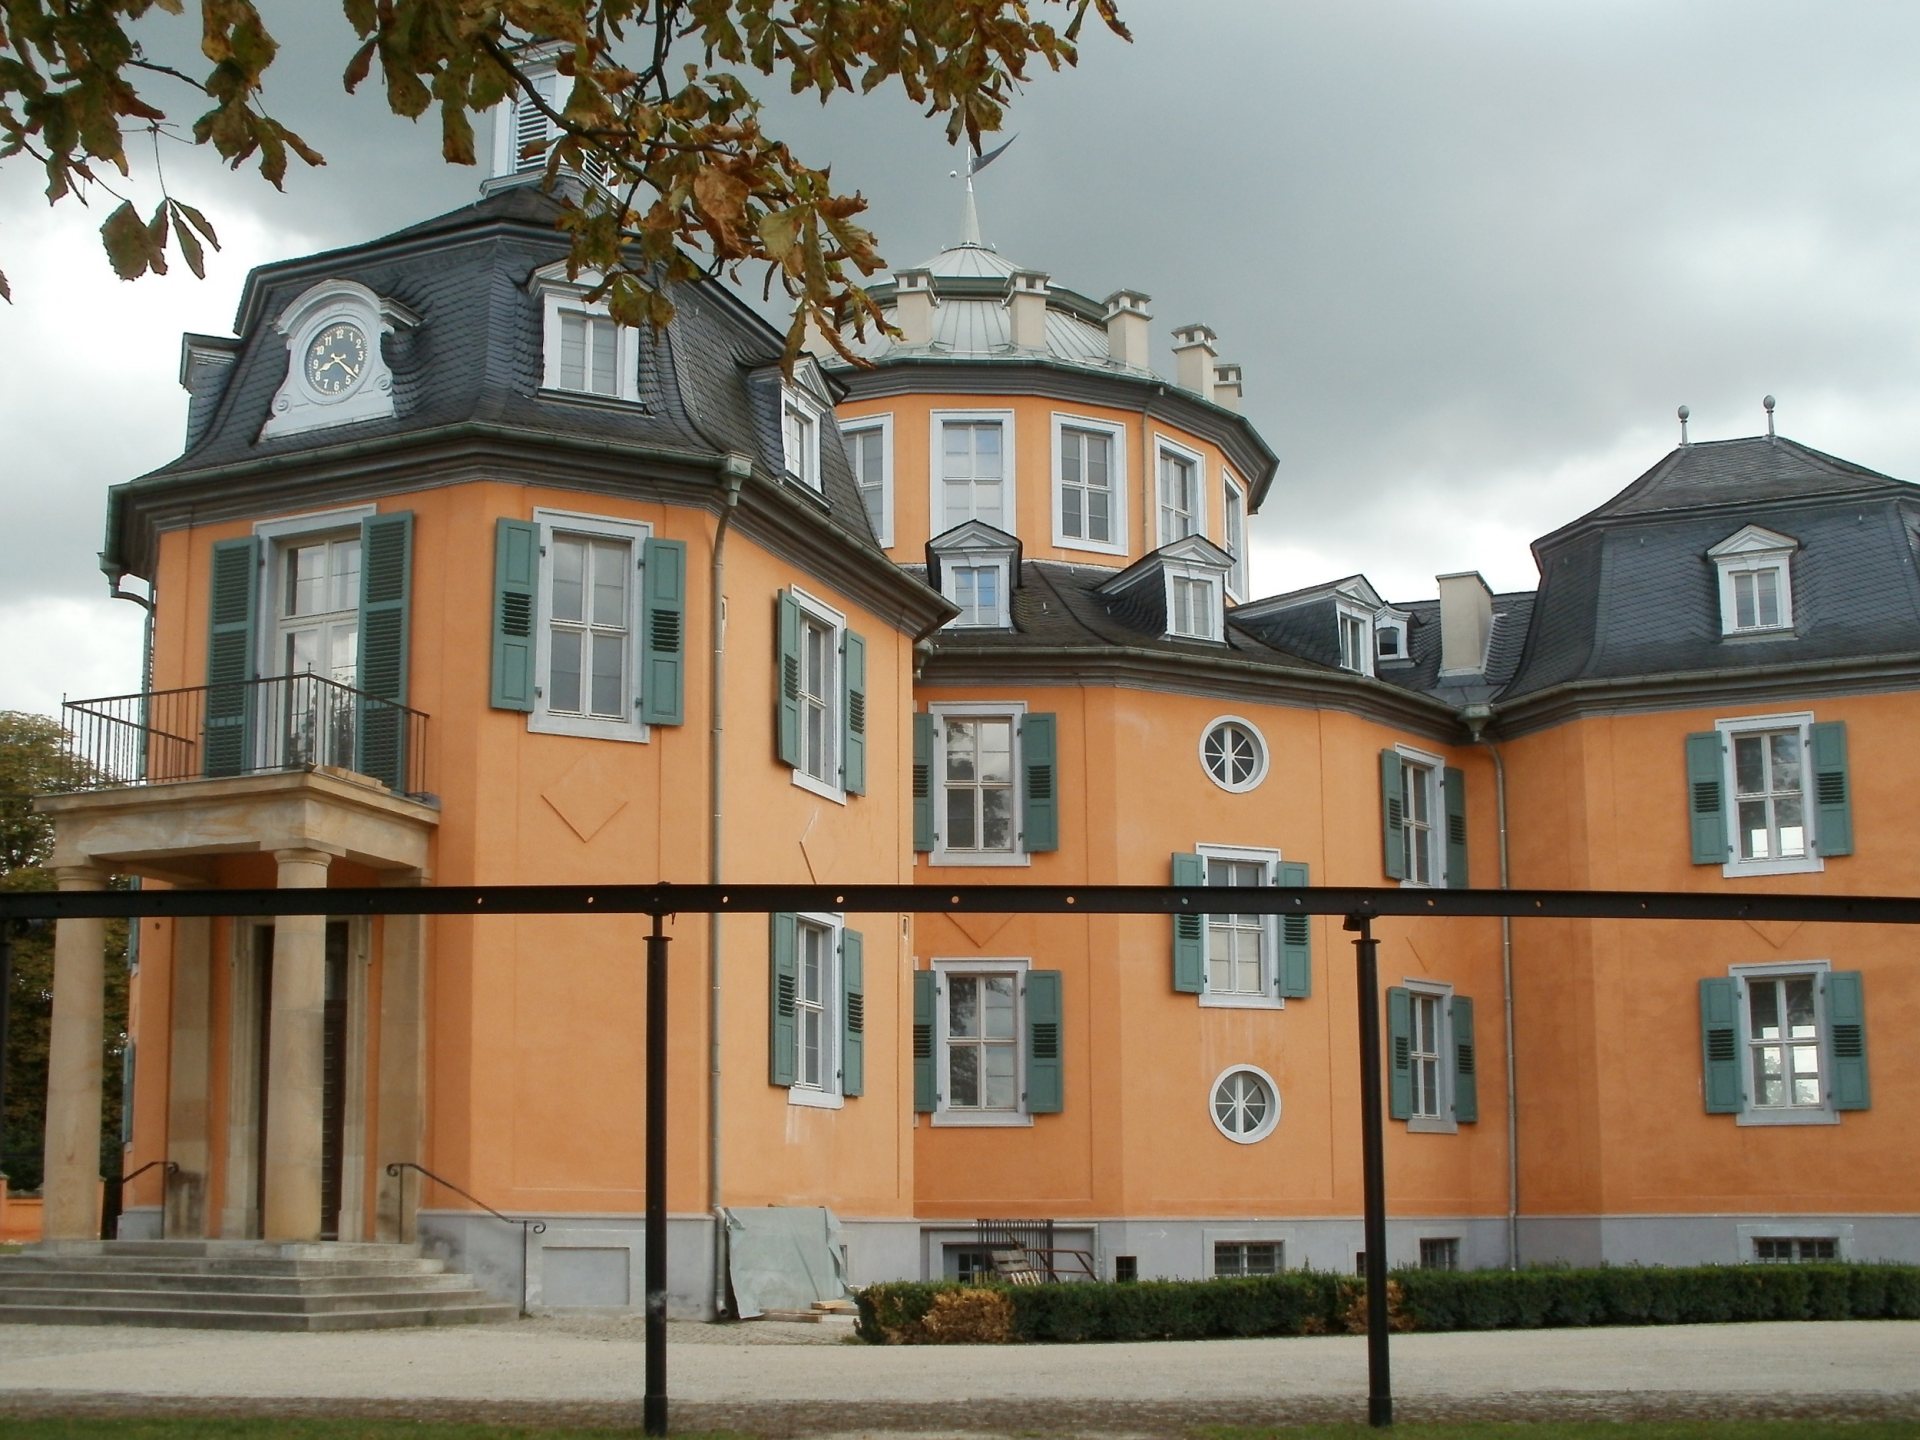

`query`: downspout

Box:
[707,454,750,1320]
[1136,385,1164,555]
[1463,702,1518,1269]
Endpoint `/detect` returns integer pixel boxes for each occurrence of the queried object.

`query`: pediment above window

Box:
[1708,524,1798,559]
[260,279,418,441]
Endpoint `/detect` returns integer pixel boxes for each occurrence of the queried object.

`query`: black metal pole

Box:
[644,914,669,1437]
[1349,913,1393,1428]
[0,924,11,1182]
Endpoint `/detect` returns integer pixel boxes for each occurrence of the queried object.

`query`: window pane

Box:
[551,538,585,622]
[589,317,617,394]
[1785,978,1816,1036]
[559,311,586,388]
[946,786,977,849]
[1771,732,1802,790]
[1749,981,1781,1039]
[550,630,582,714]
[978,721,1012,783]
[1088,488,1110,542]
[329,539,361,613]
[949,978,978,1037]
[1754,568,1780,626]
[982,976,1016,1039]
[590,540,626,626]
[1738,800,1770,860]
[949,1047,979,1108]
[590,633,623,717]
[1734,735,1764,794]
[983,1044,1017,1109]
[981,786,1014,850]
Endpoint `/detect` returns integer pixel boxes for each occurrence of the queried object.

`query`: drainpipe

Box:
[1137,384,1164,554]
[1463,702,1518,1270]
[707,454,750,1319]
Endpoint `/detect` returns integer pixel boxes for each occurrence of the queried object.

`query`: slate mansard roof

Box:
[103,183,893,584]
[1500,435,1920,706]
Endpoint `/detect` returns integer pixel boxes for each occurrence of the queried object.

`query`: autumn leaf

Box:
[101,200,152,280]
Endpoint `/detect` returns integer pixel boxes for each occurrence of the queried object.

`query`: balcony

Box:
[61,673,428,799]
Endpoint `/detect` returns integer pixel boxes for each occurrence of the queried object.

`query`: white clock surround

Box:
[261,279,419,440]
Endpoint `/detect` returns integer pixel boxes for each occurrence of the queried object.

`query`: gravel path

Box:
[0,1316,1914,1435]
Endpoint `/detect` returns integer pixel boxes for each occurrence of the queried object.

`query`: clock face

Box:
[304,321,369,396]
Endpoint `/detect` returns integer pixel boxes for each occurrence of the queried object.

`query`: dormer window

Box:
[1168,566,1223,641]
[929,521,1020,631]
[1337,602,1374,676]
[1376,619,1408,663]
[492,60,608,186]
[1098,534,1232,646]
[782,389,823,492]
[536,267,642,404]
[1709,526,1797,636]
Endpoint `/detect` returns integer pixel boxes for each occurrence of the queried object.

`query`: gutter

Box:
[1463,703,1519,1270]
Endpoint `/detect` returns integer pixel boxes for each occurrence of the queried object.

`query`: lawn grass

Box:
[0,1425,756,1440]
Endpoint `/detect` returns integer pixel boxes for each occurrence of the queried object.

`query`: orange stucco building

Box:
[30,108,1916,1314]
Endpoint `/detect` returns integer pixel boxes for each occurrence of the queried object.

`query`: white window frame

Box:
[1716,712,1822,878]
[930,957,1033,1128]
[787,585,846,803]
[252,505,377,774]
[781,386,825,493]
[931,701,1031,868]
[1336,601,1375,676]
[1376,618,1408,663]
[1051,413,1127,555]
[1165,562,1224,642]
[931,410,1016,535]
[943,557,1013,629]
[528,508,652,742]
[1199,715,1269,794]
[786,911,845,1111]
[1197,843,1283,1010]
[1728,960,1839,1127]
[1154,436,1206,547]
[1222,471,1249,601]
[537,274,642,403]
[1403,978,1457,1134]
[842,414,894,547]
[1393,743,1446,888]
[1208,1064,1282,1144]
[1710,527,1797,637]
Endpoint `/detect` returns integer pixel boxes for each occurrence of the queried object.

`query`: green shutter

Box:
[1450,994,1478,1123]
[356,511,412,792]
[490,519,538,712]
[1021,712,1059,853]
[1171,851,1206,993]
[640,537,686,725]
[1025,969,1063,1115]
[1810,721,1852,857]
[119,1039,135,1147]
[912,969,935,1112]
[1686,731,1729,865]
[1277,860,1311,998]
[1826,970,1869,1111]
[768,912,797,1087]
[912,713,934,853]
[775,591,801,767]
[1380,750,1407,881]
[1699,977,1741,1113]
[1387,986,1413,1120]
[840,927,864,1098]
[840,628,867,794]
[1443,766,1468,889]
[204,536,260,778]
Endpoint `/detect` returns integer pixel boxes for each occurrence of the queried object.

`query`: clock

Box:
[304,321,369,396]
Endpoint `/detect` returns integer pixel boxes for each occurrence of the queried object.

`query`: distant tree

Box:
[1,712,129,1193]
[0,0,1128,361]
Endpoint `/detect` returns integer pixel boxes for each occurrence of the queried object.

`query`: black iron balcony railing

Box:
[62,673,429,798]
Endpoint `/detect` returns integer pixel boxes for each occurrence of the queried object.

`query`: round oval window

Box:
[1210,1065,1280,1144]
[1201,718,1268,793]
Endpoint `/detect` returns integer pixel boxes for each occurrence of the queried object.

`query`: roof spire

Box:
[1677,404,1691,446]
[1764,393,1777,443]
[957,133,1017,248]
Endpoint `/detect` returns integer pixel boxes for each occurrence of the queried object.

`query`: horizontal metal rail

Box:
[6,882,1920,926]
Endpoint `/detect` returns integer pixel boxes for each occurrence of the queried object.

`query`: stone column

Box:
[374,873,428,1243]
[261,848,332,1241]
[41,865,109,1240]
[164,914,213,1238]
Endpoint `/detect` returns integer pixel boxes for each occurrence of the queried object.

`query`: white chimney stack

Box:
[1212,362,1243,411]
[1437,571,1495,676]
[894,268,936,346]
[1009,270,1049,350]
[1172,324,1218,396]
[1103,290,1152,369]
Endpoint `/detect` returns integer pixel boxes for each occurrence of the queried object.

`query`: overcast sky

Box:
[5,0,1920,720]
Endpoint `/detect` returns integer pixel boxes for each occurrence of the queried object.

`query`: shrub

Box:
[854,1280,951,1344]
[920,1286,1015,1343]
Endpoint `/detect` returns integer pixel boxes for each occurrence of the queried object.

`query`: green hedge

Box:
[855,1263,1920,1344]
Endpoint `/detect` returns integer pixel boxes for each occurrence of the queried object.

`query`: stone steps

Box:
[0,1240,515,1332]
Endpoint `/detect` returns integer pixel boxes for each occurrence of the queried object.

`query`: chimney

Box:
[1008,270,1049,349]
[1172,324,1218,396]
[1103,290,1152,369]
[1437,571,1495,676]
[893,268,936,346]
[1212,362,1243,411]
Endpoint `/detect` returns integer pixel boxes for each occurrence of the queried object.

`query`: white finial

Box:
[1678,404,1691,445]
[1763,394,1776,441]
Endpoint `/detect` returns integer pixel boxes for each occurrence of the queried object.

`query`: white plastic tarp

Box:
[723,1205,850,1318]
